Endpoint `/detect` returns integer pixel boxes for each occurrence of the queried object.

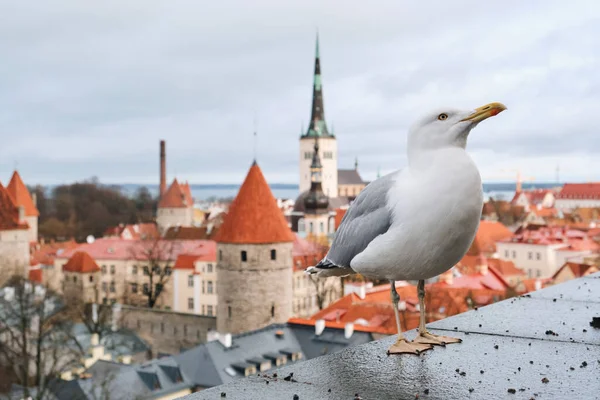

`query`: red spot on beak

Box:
[490,108,500,116]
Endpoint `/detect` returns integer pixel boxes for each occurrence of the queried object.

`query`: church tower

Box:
[214,161,294,335]
[304,139,332,241]
[299,34,338,198]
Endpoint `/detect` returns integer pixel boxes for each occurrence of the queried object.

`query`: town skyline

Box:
[1,0,599,185]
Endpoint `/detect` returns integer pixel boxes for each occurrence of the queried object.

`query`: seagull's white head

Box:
[407,102,506,156]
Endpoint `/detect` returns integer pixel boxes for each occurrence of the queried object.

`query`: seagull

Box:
[307,102,507,355]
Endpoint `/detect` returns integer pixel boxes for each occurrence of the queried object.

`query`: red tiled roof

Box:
[29,268,43,283]
[552,262,598,280]
[58,238,216,262]
[467,220,514,255]
[557,183,600,200]
[174,254,200,270]
[501,225,598,250]
[458,255,525,277]
[158,179,189,208]
[180,182,194,207]
[6,171,39,217]
[0,182,29,231]
[334,208,347,230]
[164,226,212,240]
[63,251,100,273]
[31,240,79,266]
[292,233,328,271]
[213,162,295,244]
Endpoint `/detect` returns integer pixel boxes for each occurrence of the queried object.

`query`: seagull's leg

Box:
[413,279,462,346]
[387,280,433,355]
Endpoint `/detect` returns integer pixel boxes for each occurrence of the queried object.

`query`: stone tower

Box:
[214,161,295,335]
[299,34,338,198]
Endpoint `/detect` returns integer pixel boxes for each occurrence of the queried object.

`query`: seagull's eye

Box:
[438,113,448,121]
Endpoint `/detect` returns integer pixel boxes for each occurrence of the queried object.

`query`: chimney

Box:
[32,192,37,207]
[219,333,232,348]
[159,140,167,198]
[315,319,325,336]
[344,322,354,339]
[357,284,366,300]
[477,254,488,275]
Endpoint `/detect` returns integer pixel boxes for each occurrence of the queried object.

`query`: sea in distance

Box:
[109,182,561,203]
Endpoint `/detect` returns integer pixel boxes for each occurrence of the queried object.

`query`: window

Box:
[241,251,247,262]
[207,264,213,273]
[512,251,516,259]
[165,267,172,275]
[143,266,149,276]
[89,275,93,283]
[536,252,541,260]
[219,250,223,261]
[155,283,163,295]
[110,265,115,274]
[271,304,275,318]
[188,298,194,310]
[102,282,107,291]
[132,265,138,275]
[143,283,149,294]
[101,265,107,274]
[298,218,305,232]
[319,222,324,233]
[328,218,335,233]
[504,250,509,258]
[202,305,205,315]
[132,283,138,294]
[309,222,314,233]
[207,305,214,316]
[102,297,108,305]
[202,281,205,294]
[528,252,532,260]
[153,265,161,274]
[270,249,276,260]
[109,282,116,293]
[536,270,541,277]
[207,281,214,294]
[161,322,165,333]
[228,306,232,318]
[188,275,194,287]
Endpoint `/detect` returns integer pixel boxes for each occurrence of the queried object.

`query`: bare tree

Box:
[128,238,177,309]
[0,275,83,400]
[308,275,342,311]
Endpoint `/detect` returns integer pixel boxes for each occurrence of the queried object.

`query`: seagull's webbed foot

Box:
[413,331,462,346]
[387,337,433,355]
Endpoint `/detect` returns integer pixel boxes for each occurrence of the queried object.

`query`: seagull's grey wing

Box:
[326,170,399,268]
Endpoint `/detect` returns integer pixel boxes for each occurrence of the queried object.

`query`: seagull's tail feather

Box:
[305,258,354,278]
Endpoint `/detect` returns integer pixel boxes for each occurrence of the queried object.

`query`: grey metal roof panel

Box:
[337,169,364,185]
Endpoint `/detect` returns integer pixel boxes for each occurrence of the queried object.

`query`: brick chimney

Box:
[159,140,166,198]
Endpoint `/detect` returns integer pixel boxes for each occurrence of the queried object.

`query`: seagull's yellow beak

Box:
[461,102,507,123]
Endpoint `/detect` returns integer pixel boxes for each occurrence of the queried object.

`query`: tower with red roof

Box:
[62,251,101,302]
[0,180,30,280]
[156,178,194,234]
[214,161,295,334]
[7,171,39,243]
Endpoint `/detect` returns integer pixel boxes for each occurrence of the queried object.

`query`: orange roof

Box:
[552,262,598,279]
[213,162,295,244]
[158,179,189,208]
[63,251,100,273]
[164,226,212,240]
[6,171,39,217]
[467,220,514,255]
[458,255,525,277]
[557,183,600,199]
[180,182,194,207]
[29,268,43,283]
[31,240,79,265]
[0,182,28,231]
[334,208,347,230]
[174,254,200,270]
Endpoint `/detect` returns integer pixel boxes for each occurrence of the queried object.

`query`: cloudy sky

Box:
[1,0,599,186]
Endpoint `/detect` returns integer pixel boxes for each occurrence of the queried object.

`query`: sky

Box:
[1,0,599,186]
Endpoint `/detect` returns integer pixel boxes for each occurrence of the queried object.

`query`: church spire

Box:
[303,33,332,139]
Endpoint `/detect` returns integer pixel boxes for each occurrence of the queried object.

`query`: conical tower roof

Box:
[0,182,28,230]
[7,171,39,217]
[214,162,294,244]
[63,251,100,273]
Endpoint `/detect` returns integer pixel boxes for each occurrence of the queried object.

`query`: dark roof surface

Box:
[189,272,600,400]
[337,169,364,185]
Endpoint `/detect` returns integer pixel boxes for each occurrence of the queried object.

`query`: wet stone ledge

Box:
[185,273,600,400]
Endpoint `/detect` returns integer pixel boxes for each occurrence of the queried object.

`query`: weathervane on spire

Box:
[253,112,258,163]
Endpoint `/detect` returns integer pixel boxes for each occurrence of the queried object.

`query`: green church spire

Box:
[302,32,333,139]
